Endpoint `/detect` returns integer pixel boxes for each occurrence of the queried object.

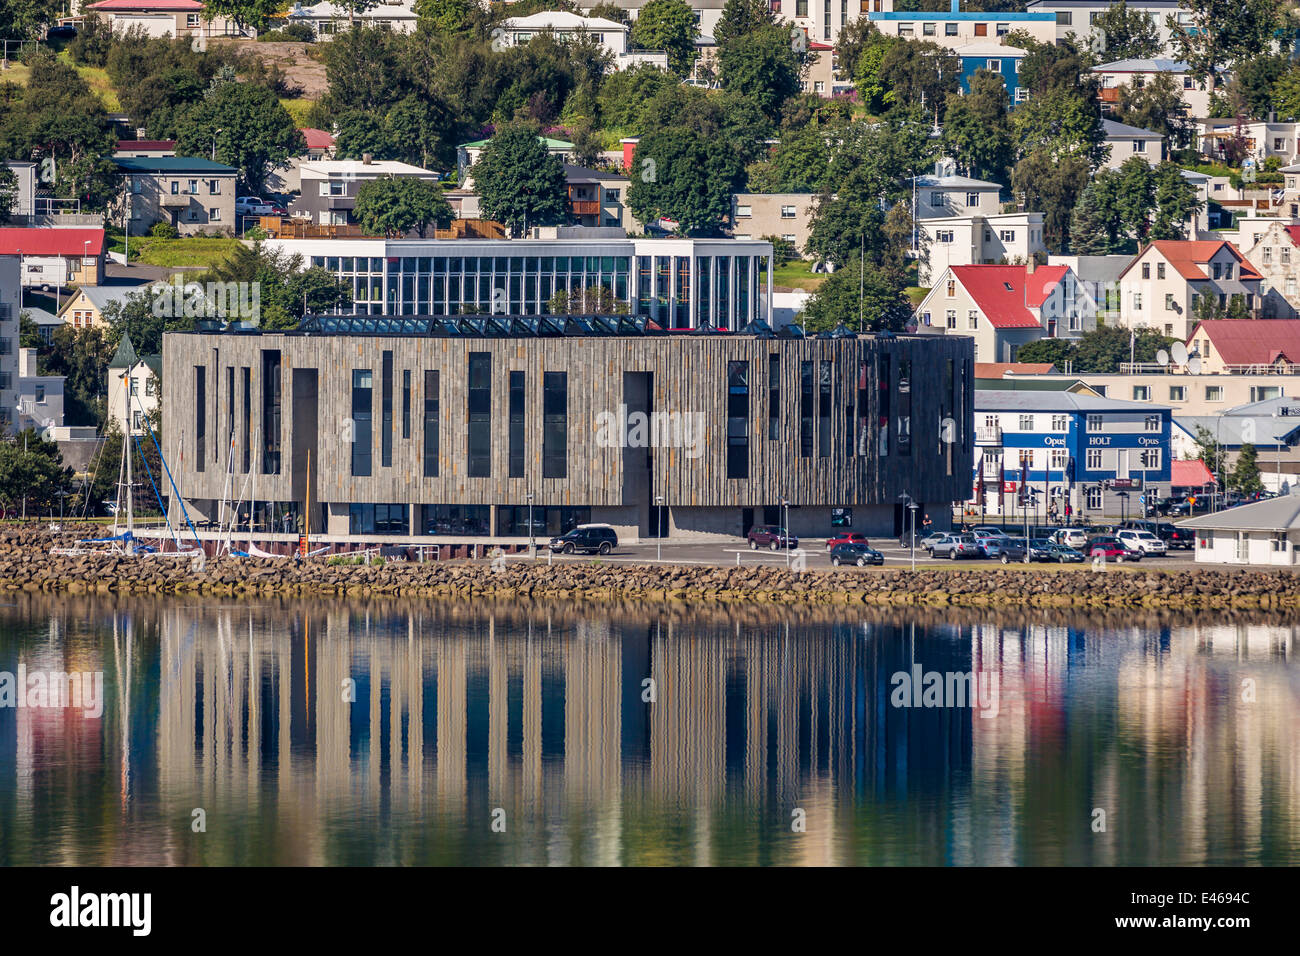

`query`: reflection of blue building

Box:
[955,43,1028,105]
[972,390,1173,519]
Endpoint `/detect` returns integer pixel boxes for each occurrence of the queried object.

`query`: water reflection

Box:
[0,597,1296,866]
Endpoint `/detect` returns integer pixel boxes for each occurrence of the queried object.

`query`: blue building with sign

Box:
[955,43,1028,105]
[972,390,1172,520]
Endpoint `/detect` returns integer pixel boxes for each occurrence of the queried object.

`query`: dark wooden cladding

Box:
[163,332,973,509]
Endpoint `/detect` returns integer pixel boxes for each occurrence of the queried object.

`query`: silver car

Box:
[930,533,983,559]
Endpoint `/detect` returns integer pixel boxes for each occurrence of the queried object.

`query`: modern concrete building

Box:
[564,165,638,232]
[0,255,17,435]
[1026,0,1182,51]
[972,389,1172,519]
[289,158,441,228]
[161,322,974,542]
[261,236,776,329]
[116,156,237,236]
[730,193,816,252]
[2,162,36,218]
[868,1,1056,50]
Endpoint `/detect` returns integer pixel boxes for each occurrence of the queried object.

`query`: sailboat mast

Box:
[123,366,134,555]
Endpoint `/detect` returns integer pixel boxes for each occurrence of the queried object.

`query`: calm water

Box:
[0,595,1296,866]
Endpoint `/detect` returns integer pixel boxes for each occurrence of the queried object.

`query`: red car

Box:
[1086,536,1143,562]
[826,532,869,552]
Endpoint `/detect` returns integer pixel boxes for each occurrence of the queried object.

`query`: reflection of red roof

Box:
[975,362,1058,377]
[88,0,204,8]
[0,227,105,256]
[1172,459,1215,487]
[1187,319,1300,366]
[299,128,334,150]
[1129,240,1262,281]
[951,265,1069,329]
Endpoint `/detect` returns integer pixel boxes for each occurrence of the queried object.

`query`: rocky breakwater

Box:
[1,527,1298,609]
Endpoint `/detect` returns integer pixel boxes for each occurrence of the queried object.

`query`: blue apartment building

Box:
[972,391,1172,519]
[955,44,1028,104]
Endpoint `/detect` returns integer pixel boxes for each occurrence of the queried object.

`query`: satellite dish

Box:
[1156,349,1170,366]
[1171,341,1189,365]
[1188,356,1203,374]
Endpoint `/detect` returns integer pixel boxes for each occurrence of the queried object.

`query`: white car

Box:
[235,196,278,217]
[1051,528,1088,550]
[1117,529,1167,554]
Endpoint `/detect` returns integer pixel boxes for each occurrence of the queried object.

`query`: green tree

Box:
[1224,53,1290,121]
[415,0,481,33]
[470,122,569,236]
[630,0,699,77]
[1150,160,1200,240]
[587,2,629,23]
[713,0,775,46]
[353,176,453,238]
[877,40,959,117]
[941,69,1014,184]
[717,22,804,120]
[176,84,303,193]
[334,111,395,160]
[1069,184,1125,255]
[1013,337,1076,368]
[1013,85,1107,167]
[1114,71,1193,149]
[546,285,629,314]
[1229,442,1264,494]
[800,261,912,334]
[627,125,746,236]
[1191,424,1228,478]
[39,325,115,427]
[283,268,355,325]
[0,0,62,40]
[0,165,16,222]
[1167,0,1283,78]
[1012,151,1091,254]
[1070,324,1176,372]
[200,0,281,30]
[0,429,74,516]
[1090,1,1161,60]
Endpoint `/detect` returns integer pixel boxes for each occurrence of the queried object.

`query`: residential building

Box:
[1006,369,1300,417]
[113,139,177,158]
[803,41,836,96]
[1026,0,1182,51]
[1092,59,1214,119]
[457,137,572,191]
[1180,495,1300,566]
[115,156,236,236]
[80,0,247,37]
[1172,395,1300,493]
[1242,222,1300,317]
[1185,319,1300,374]
[0,256,16,434]
[1275,162,1300,218]
[1198,118,1300,168]
[1101,118,1163,169]
[299,129,336,160]
[286,0,418,36]
[290,158,441,227]
[580,1,724,40]
[2,162,36,217]
[13,348,65,435]
[57,284,149,331]
[730,193,816,253]
[1117,240,1264,339]
[954,43,1027,105]
[107,332,160,437]
[867,1,1056,50]
[162,321,974,540]
[498,12,668,69]
[261,237,776,328]
[0,228,106,288]
[915,263,1094,362]
[972,389,1172,519]
[564,165,639,232]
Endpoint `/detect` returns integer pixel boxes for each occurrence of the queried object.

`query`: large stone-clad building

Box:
[162,318,973,542]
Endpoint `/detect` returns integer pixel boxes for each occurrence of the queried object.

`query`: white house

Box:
[1117,240,1265,339]
[1101,118,1164,169]
[286,0,418,37]
[1241,221,1300,318]
[1179,493,1300,566]
[1027,0,1183,52]
[14,348,65,436]
[1092,58,1215,119]
[1198,118,1300,168]
[500,12,666,69]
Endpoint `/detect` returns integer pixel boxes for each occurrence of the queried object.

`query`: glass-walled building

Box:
[264,237,775,329]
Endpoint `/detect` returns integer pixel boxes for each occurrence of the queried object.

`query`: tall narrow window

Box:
[543,371,567,479]
[768,353,780,440]
[727,361,749,479]
[194,365,206,473]
[381,351,393,468]
[351,369,373,477]
[898,358,912,455]
[468,353,491,477]
[818,360,832,457]
[241,367,250,473]
[857,359,869,456]
[423,370,439,477]
[509,371,525,478]
[261,350,281,474]
[878,352,891,457]
[402,369,411,440]
[799,360,814,457]
[225,367,234,452]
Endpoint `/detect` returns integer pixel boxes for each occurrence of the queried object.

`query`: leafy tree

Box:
[198,242,351,326]
[101,290,193,360]
[321,25,413,114]
[596,63,681,133]
[383,95,452,168]
[39,325,116,427]
[1013,85,1107,167]
[1070,324,1176,372]
[1014,337,1076,368]
[713,0,775,46]
[1016,37,1096,99]
[852,31,900,115]
[546,285,629,314]
[717,22,804,120]
[630,0,699,77]
[941,69,1013,184]
[627,125,746,235]
[1090,1,1161,60]
[587,2,629,23]
[833,19,880,83]
[1272,68,1300,122]
[334,110,395,160]
[1150,161,1200,239]
[283,268,355,325]
[415,0,481,33]
[800,261,911,334]
[201,0,282,30]
[1070,177,1126,254]
[0,0,62,40]
[353,176,453,238]
[175,84,303,193]
[470,122,569,236]
[746,123,834,193]
[1013,152,1090,254]
[1166,0,1283,79]
[1229,442,1264,494]
[1191,424,1228,479]
[0,430,74,515]
[877,40,959,117]
[1113,71,1194,149]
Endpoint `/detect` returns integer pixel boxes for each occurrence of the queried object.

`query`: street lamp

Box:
[211,128,222,162]
[780,496,790,567]
[525,492,535,557]
[1117,491,1130,525]
[654,495,664,562]
[907,499,919,571]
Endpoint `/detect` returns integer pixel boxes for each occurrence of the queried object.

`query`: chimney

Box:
[362,153,372,165]
[1026,258,1036,276]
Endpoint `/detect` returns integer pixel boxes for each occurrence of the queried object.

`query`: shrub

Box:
[67,15,114,67]
[259,23,316,43]
[149,221,180,239]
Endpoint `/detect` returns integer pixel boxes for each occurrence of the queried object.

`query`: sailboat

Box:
[229,436,326,559]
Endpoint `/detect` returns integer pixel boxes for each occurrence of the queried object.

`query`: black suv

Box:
[549,525,618,555]
[1121,519,1193,550]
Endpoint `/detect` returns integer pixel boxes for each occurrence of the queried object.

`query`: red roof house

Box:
[1186,319,1300,371]
[0,228,106,287]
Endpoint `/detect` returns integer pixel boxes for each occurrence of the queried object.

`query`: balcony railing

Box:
[161,193,192,207]
[975,425,1002,445]
[570,200,601,216]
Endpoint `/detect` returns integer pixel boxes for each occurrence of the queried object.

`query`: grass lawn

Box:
[280,98,314,127]
[905,286,929,307]
[124,237,242,270]
[771,259,826,292]
[2,55,121,110]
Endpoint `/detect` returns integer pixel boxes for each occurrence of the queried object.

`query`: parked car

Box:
[1122,519,1192,550]
[1117,529,1166,554]
[1049,527,1089,550]
[1043,542,1085,563]
[748,525,797,551]
[931,533,983,559]
[971,525,1004,536]
[981,535,1028,563]
[830,542,884,567]
[919,531,948,551]
[235,196,279,217]
[1086,536,1143,562]
[1026,538,1056,562]
[826,532,869,552]
[548,524,617,555]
